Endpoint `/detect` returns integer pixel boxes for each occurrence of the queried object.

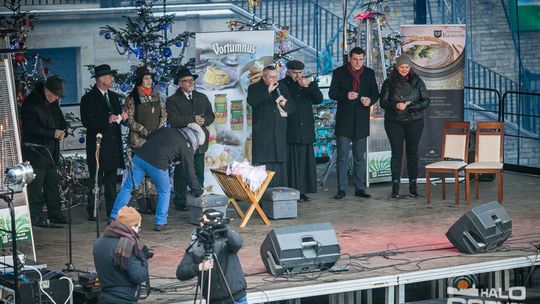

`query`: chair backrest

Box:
[442,121,470,162]
[475,121,504,163]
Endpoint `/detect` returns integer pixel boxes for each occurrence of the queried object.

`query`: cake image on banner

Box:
[400,25,466,179]
[195,31,274,194]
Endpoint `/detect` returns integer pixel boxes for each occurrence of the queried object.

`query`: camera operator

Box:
[93,206,152,304]
[176,209,248,304]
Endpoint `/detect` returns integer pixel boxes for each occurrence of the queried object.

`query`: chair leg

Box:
[498,171,503,204]
[426,171,431,205]
[465,170,470,205]
[474,173,479,200]
[442,176,446,200]
[454,171,459,206]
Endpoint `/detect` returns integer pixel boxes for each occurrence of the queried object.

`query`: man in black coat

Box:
[281,60,323,201]
[166,68,215,211]
[247,65,295,187]
[81,64,127,220]
[329,47,379,200]
[21,76,68,227]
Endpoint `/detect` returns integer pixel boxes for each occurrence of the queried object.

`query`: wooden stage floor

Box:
[31,171,540,303]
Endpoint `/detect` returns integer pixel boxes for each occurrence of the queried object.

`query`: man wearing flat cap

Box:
[166,67,214,211]
[21,75,69,227]
[81,64,128,221]
[281,60,323,202]
[93,206,150,304]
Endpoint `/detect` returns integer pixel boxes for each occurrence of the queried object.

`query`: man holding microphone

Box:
[247,65,295,187]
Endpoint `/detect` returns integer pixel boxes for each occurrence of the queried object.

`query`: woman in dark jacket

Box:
[380,54,430,198]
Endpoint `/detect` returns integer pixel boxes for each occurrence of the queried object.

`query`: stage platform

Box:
[31,171,540,303]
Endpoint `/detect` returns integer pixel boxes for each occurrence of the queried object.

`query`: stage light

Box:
[3,162,34,193]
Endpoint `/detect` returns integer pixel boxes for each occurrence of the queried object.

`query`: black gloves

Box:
[142,245,154,259]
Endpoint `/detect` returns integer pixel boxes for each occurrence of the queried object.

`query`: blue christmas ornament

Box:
[120,83,130,92]
[104,32,112,40]
[162,47,172,58]
[158,23,169,31]
[79,136,85,144]
[175,40,183,47]
[160,82,168,90]
[99,29,108,36]
[135,0,144,7]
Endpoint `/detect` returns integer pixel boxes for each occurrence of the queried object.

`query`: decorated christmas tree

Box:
[99,0,195,94]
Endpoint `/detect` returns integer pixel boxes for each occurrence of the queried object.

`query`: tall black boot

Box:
[392,180,400,199]
[409,179,419,197]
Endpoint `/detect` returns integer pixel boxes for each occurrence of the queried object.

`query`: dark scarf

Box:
[347,63,365,92]
[104,220,144,271]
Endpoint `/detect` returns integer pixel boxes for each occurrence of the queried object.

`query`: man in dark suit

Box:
[166,68,214,211]
[81,64,127,220]
[247,65,295,187]
[21,76,68,227]
[329,47,379,200]
[281,60,323,201]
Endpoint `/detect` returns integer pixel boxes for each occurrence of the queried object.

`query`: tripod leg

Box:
[212,253,236,303]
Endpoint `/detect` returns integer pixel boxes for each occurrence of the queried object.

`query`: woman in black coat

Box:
[380,54,430,198]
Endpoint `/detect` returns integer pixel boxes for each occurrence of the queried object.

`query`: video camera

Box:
[196,210,230,254]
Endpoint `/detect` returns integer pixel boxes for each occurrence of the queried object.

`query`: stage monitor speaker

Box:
[446,201,512,254]
[260,222,340,275]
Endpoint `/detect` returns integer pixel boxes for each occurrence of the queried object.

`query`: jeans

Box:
[384,119,424,180]
[336,136,367,191]
[235,295,248,304]
[110,155,171,225]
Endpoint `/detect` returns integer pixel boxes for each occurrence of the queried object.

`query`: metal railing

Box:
[228,0,352,67]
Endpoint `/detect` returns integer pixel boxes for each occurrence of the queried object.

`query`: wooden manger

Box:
[210,168,275,228]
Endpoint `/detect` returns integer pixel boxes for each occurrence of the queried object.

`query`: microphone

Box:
[96,133,103,147]
[276,86,283,98]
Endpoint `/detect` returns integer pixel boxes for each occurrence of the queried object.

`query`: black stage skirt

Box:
[287,143,317,194]
[255,161,288,188]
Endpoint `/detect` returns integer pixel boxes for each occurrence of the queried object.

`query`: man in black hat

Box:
[166,67,215,211]
[81,64,128,221]
[247,65,295,187]
[281,60,323,201]
[21,75,69,227]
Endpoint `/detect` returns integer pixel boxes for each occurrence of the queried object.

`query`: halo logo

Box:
[447,285,526,303]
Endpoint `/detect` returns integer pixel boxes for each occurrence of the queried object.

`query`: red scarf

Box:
[138,86,152,96]
[347,63,365,92]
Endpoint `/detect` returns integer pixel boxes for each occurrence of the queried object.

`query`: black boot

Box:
[391,180,400,199]
[409,179,419,197]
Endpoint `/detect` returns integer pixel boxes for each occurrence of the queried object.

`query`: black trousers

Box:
[173,153,204,208]
[87,167,118,218]
[27,166,63,220]
[384,119,424,181]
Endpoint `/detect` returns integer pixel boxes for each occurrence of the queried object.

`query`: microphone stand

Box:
[94,140,101,239]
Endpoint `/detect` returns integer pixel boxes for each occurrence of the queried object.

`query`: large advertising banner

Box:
[194,31,274,193]
[400,25,466,178]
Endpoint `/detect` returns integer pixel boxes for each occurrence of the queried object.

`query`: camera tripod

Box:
[194,252,236,304]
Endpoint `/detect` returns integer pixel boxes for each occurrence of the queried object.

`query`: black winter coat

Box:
[379,69,430,122]
[247,80,295,163]
[177,226,247,303]
[329,65,379,139]
[21,82,68,169]
[166,89,215,153]
[281,75,323,144]
[93,235,148,304]
[80,85,125,171]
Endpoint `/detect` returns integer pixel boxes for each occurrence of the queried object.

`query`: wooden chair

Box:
[211,168,275,228]
[465,121,504,204]
[425,121,470,205]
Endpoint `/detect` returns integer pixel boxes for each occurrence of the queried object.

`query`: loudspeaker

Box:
[260,222,340,275]
[446,201,512,254]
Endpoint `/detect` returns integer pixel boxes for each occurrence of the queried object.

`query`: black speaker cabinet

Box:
[446,201,512,254]
[260,222,340,275]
